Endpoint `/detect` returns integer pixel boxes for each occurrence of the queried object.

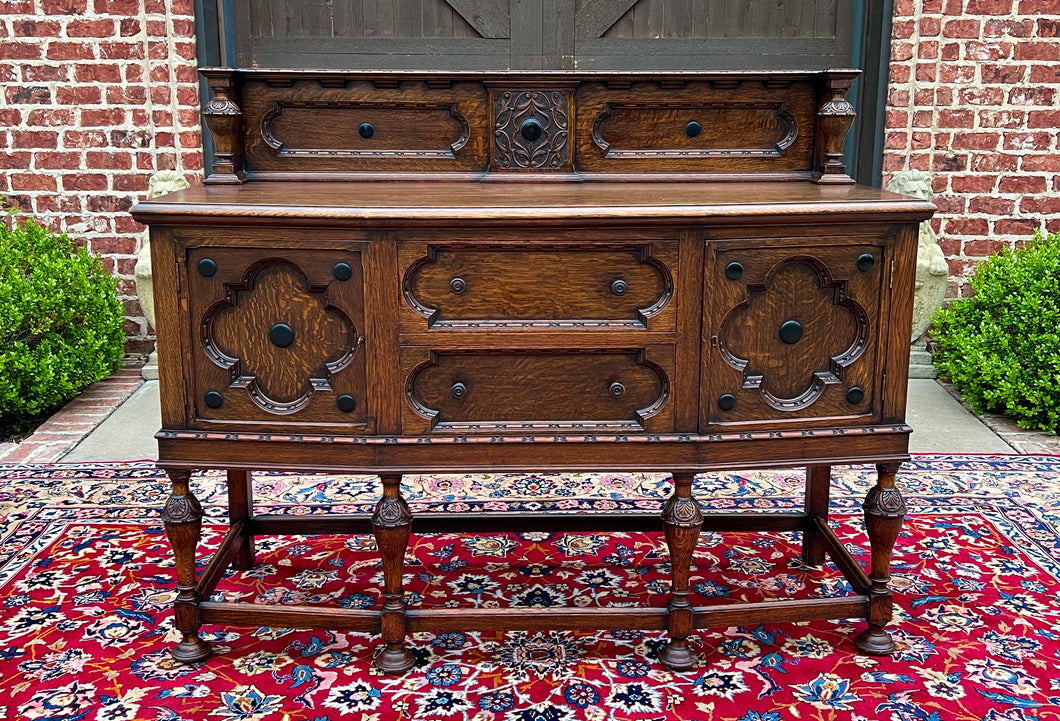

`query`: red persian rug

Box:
[1,456,1059,721]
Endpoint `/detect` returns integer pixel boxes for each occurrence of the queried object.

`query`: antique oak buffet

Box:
[133,68,933,673]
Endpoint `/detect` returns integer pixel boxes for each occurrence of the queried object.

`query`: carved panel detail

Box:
[201,260,359,414]
[493,90,570,169]
[718,257,870,411]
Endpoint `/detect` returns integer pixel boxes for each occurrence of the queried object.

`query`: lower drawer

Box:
[401,347,674,434]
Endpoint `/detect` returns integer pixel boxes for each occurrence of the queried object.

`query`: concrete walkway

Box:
[59,378,1018,463]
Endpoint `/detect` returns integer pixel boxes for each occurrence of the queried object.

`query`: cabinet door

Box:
[702,240,887,429]
[185,245,370,431]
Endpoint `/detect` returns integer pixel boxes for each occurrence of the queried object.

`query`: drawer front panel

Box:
[402,348,673,433]
[186,246,369,429]
[400,241,676,331]
[703,241,886,428]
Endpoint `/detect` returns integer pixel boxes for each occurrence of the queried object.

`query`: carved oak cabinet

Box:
[133,68,933,673]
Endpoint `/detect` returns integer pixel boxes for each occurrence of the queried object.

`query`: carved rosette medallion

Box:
[863,486,907,519]
[662,495,703,528]
[494,90,569,170]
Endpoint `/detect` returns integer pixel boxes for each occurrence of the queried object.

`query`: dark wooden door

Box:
[231,0,853,71]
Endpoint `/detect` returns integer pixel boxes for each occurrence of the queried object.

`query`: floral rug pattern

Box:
[0,456,1059,720]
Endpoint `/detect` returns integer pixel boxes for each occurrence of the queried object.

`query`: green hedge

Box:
[931,230,1060,434]
[1,215,126,436]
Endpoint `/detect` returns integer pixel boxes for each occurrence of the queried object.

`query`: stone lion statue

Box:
[134,170,191,329]
[886,169,948,343]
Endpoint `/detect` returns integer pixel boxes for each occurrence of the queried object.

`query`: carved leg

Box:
[372,474,415,674]
[855,462,906,655]
[227,469,256,570]
[162,469,212,663]
[659,472,703,672]
[801,465,831,567]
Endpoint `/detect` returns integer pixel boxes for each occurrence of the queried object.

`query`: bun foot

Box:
[658,641,697,672]
[374,645,416,674]
[171,637,212,664]
[854,628,896,656]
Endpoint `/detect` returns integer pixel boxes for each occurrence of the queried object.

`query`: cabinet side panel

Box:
[881,223,919,424]
[149,227,189,430]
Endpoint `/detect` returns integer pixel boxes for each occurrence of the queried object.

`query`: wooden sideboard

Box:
[133,68,934,673]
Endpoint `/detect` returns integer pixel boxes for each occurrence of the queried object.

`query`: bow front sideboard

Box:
[133,68,934,673]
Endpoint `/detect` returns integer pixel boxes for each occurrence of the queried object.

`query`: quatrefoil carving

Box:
[719,257,869,411]
[201,260,357,414]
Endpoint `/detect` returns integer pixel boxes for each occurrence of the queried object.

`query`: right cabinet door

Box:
[702,237,890,430]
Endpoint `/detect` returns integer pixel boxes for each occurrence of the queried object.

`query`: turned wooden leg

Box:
[659,472,703,672]
[371,474,415,674]
[162,468,212,663]
[855,462,906,655]
[227,469,256,571]
[801,464,831,567]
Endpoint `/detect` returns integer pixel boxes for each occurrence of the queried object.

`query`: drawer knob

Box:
[685,120,702,138]
[856,253,875,272]
[197,258,217,277]
[520,118,543,142]
[269,323,295,348]
[846,386,865,404]
[336,394,357,412]
[778,320,803,344]
[204,390,223,409]
[358,122,375,139]
[449,277,466,294]
[724,261,744,280]
[451,382,467,399]
[610,279,628,296]
[333,262,352,281]
[718,393,736,411]
[609,381,625,398]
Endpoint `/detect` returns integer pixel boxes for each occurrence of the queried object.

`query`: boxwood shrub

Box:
[1,215,126,436]
[931,229,1060,434]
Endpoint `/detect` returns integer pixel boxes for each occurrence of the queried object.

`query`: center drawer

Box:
[400,347,674,434]
[398,239,677,332]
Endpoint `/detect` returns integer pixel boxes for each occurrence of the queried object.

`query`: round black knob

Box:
[521,118,543,142]
[269,323,294,348]
[197,258,217,277]
[609,382,625,398]
[718,393,736,411]
[778,320,804,344]
[449,277,466,294]
[358,122,374,139]
[204,391,223,409]
[336,394,357,412]
[610,279,628,296]
[333,262,352,281]
[724,262,744,281]
[846,386,865,404]
[856,253,875,272]
[685,120,702,138]
[451,382,467,399]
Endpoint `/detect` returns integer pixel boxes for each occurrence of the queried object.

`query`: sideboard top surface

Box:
[133,181,934,227]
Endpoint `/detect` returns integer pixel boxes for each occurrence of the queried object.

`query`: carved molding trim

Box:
[261,100,470,159]
[493,91,569,169]
[592,101,798,159]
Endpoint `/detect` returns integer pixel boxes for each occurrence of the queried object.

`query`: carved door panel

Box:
[185,245,370,431]
[702,239,886,429]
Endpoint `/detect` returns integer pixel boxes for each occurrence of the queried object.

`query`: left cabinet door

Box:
[184,243,370,432]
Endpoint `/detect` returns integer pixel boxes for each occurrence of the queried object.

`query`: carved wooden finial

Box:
[812,70,859,184]
[201,69,246,184]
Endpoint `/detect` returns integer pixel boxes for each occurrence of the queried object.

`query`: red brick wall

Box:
[885,0,1060,298]
[0,0,203,355]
